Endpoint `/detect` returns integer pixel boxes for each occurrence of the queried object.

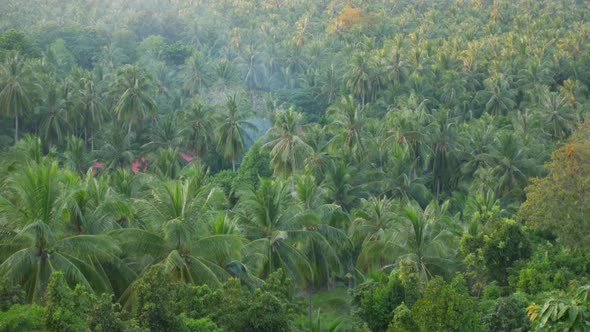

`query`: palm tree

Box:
[293,175,349,323]
[344,52,380,106]
[326,95,366,161]
[0,51,32,145]
[37,77,71,149]
[264,108,313,191]
[427,109,463,201]
[485,132,537,199]
[385,107,433,179]
[74,69,105,150]
[539,88,576,139]
[181,98,216,160]
[238,178,311,285]
[63,136,89,174]
[109,65,156,134]
[149,147,183,179]
[143,114,183,152]
[389,201,459,280]
[181,52,210,96]
[322,159,367,211]
[0,162,121,302]
[477,73,516,116]
[351,196,399,271]
[94,123,138,171]
[66,171,133,235]
[302,123,331,179]
[216,95,257,171]
[111,178,242,289]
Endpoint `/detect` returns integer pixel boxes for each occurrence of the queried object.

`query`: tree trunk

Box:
[307,283,313,326]
[14,113,18,145]
[436,178,441,201]
[232,159,236,172]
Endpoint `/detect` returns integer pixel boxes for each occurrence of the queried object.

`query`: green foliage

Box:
[0,283,25,311]
[461,219,531,287]
[208,169,236,196]
[482,219,531,284]
[1,0,590,329]
[0,29,39,59]
[481,295,531,332]
[232,139,272,191]
[33,24,108,68]
[350,273,407,332]
[411,275,481,332]
[47,38,76,73]
[87,294,125,332]
[45,272,89,332]
[520,121,590,251]
[182,316,221,332]
[387,303,417,332]
[205,276,295,332]
[0,304,45,332]
[132,266,185,332]
[527,285,590,331]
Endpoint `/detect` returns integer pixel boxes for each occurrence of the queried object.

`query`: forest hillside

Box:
[1,0,590,331]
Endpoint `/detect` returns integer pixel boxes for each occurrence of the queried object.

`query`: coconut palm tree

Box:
[181,52,210,96]
[344,52,381,106]
[427,109,463,201]
[264,108,313,190]
[111,177,243,290]
[0,51,33,145]
[94,124,139,171]
[378,200,459,280]
[293,174,349,323]
[485,132,538,199]
[216,95,257,171]
[37,77,71,149]
[326,95,366,162]
[0,162,121,302]
[539,88,576,139]
[181,98,216,160]
[477,73,517,117]
[109,65,157,134]
[238,178,311,285]
[74,69,106,150]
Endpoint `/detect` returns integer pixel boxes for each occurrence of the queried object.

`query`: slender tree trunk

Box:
[232,159,236,172]
[14,113,18,145]
[307,283,313,326]
[128,122,132,135]
[291,176,296,196]
[291,150,296,195]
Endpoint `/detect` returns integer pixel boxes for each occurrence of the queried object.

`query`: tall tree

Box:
[181,98,216,160]
[216,95,256,171]
[109,65,156,134]
[326,95,366,162]
[238,178,311,285]
[0,51,32,145]
[264,108,312,190]
[112,177,242,289]
[0,162,120,302]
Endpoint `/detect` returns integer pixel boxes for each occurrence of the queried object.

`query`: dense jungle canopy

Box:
[1,0,590,331]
